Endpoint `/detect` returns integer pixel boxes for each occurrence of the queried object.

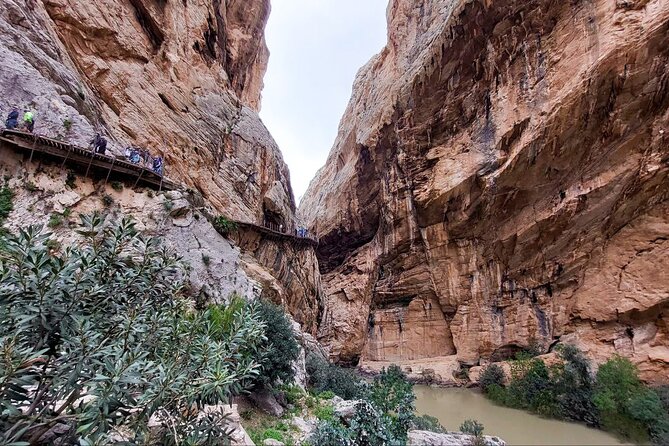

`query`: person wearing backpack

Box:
[90,133,107,155]
[5,108,19,129]
[22,110,34,132]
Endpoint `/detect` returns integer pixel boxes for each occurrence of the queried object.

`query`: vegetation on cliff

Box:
[0,214,299,445]
[480,346,669,444]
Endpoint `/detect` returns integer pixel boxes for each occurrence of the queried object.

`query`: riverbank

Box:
[359,356,466,387]
[414,386,624,446]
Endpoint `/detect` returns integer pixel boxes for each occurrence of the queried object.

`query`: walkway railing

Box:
[1,128,319,246]
[0,129,176,191]
[235,220,319,246]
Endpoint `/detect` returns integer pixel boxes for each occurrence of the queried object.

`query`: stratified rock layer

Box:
[300,0,669,382]
[0,0,322,333]
[0,0,294,223]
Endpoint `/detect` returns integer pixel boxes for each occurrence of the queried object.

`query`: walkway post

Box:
[28,134,36,163]
[133,167,145,189]
[84,145,96,177]
[158,160,164,193]
[60,143,73,168]
[104,157,116,186]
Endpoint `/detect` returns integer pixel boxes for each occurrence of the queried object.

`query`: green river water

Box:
[414,386,626,445]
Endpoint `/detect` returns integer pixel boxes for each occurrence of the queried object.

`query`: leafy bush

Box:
[552,344,599,426]
[480,363,505,393]
[102,194,114,207]
[47,211,64,228]
[314,403,335,421]
[309,419,354,446]
[110,180,124,192]
[309,365,415,446]
[318,390,335,399]
[255,299,299,387]
[594,356,669,443]
[24,181,38,192]
[460,419,484,436]
[0,186,13,224]
[305,353,367,400]
[62,117,72,131]
[505,357,558,416]
[412,414,447,433]
[0,214,266,445]
[213,215,238,235]
[370,365,415,442]
[66,171,77,189]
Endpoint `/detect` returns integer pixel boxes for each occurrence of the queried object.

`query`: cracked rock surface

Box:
[300,0,669,382]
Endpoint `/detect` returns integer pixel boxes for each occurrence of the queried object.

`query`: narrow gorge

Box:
[0,0,668,443]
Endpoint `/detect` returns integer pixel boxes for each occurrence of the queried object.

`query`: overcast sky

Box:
[259,0,388,203]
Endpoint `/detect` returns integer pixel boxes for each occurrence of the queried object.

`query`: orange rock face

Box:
[300,0,669,381]
[1,0,293,223]
[0,0,321,329]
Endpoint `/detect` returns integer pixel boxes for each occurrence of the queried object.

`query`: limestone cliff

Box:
[0,0,293,222]
[300,0,669,382]
[0,0,322,333]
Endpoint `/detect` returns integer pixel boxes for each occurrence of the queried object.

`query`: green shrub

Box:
[255,299,300,387]
[102,194,114,207]
[110,180,124,192]
[314,403,335,421]
[486,383,508,405]
[66,171,77,189]
[480,363,505,393]
[202,253,211,266]
[24,181,38,192]
[318,390,335,399]
[412,414,447,433]
[552,344,599,426]
[460,419,484,436]
[213,215,238,235]
[48,212,64,228]
[63,118,72,131]
[305,353,367,400]
[0,214,266,445]
[309,420,353,446]
[370,365,415,442]
[0,186,13,224]
[506,357,558,416]
[594,355,669,443]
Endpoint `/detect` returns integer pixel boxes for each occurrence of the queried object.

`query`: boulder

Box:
[249,388,285,417]
[408,430,506,446]
[262,439,284,446]
[292,416,316,443]
[333,399,360,420]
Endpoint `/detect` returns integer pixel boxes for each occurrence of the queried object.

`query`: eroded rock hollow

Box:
[300,0,669,382]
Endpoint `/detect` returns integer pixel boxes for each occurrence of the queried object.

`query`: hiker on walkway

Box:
[5,108,19,130]
[22,110,34,132]
[152,156,163,175]
[90,133,107,155]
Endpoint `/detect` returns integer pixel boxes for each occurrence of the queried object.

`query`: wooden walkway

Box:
[0,129,177,191]
[236,221,319,247]
[0,128,318,245]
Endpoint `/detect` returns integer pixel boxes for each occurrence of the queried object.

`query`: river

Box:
[414,386,625,445]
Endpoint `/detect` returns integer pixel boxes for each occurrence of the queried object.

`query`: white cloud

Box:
[260,0,388,203]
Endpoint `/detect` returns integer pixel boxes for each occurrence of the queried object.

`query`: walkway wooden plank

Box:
[235,221,319,247]
[1,129,319,245]
[0,130,176,191]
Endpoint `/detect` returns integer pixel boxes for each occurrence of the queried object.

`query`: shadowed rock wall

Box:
[300,0,669,382]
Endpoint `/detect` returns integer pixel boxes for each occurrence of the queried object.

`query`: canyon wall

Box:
[0,0,293,222]
[0,0,321,331]
[300,0,669,382]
